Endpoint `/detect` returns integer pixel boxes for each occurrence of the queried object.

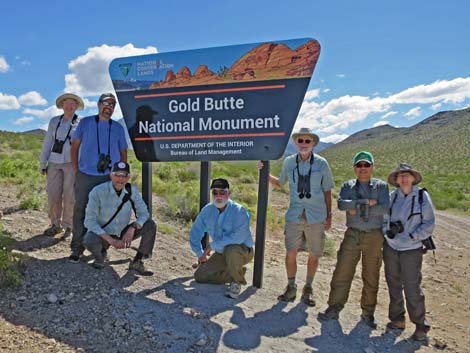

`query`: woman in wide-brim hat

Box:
[39,93,84,238]
[383,163,435,341]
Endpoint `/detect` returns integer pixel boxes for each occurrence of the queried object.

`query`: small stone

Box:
[17,296,27,302]
[47,294,58,303]
[195,333,207,346]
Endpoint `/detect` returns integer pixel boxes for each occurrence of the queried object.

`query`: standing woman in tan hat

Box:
[384,163,435,341]
[40,93,84,237]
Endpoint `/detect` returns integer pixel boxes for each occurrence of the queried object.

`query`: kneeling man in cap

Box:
[83,162,156,275]
[189,178,254,298]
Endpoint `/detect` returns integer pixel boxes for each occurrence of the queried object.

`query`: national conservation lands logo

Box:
[119,63,132,77]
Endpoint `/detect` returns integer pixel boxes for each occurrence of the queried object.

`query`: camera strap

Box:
[95,116,112,166]
[102,183,136,228]
[294,153,314,194]
[54,114,77,144]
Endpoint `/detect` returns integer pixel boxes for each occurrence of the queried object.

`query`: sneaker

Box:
[360,313,378,329]
[301,285,316,307]
[63,227,72,238]
[225,282,241,299]
[129,260,154,276]
[91,259,105,269]
[44,225,63,237]
[318,306,340,321]
[68,253,81,263]
[386,320,406,331]
[278,284,297,302]
[412,325,430,341]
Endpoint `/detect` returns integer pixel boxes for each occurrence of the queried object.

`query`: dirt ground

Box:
[0,184,469,353]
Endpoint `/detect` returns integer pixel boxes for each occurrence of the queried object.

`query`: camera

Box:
[355,202,370,222]
[386,220,404,239]
[52,139,65,154]
[97,153,111,173]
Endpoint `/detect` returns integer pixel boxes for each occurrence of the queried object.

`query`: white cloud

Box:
[0,56,10,73]
[381,111,397,119]
[23,105,62,119]
[14,117,34,125]
[18,91,47,106]
[65,43,157,97]
[304,89,320,101]
[323,88,331,93]
[373,120,389,127]
[404,106,421,118]
[431,103,442,111]
[321,134,348,143]
[0,92,20,109]
[336,74,346,78]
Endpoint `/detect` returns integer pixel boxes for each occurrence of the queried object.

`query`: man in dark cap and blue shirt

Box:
[318,151,389,329]
[69,93,128,263]
[189,178,254,299]
[83,162,156,275]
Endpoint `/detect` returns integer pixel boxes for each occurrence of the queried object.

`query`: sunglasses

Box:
[212,189,227,196]
[101,100,116,107]
[297,138,312,144]
[112,172,129,177]
[355,162,372,168]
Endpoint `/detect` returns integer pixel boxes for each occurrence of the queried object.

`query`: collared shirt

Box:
[278,153,334,224]
[338,178,389,231]
[84,181,149,236]
[189,199,253,257]
[40,115,79,169]
[72,115,128,176]
[386,186,435,251]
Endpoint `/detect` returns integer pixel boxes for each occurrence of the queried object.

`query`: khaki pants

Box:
[194,244,253,285]
[47,162,75,228]
[327,227,383,315]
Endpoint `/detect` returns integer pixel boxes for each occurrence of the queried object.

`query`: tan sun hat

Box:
[387,163,423,187]
[291,127,320,147]
[56,93,84,110]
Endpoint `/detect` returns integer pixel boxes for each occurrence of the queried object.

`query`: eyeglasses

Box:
[112,172,129,177]
[297,138,312,144]
[355,163,372,168]
[212,189,227,196]
[101,100,116,107]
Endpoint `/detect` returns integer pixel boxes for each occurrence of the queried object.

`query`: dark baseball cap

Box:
[210,178,229,189]
[98,93,116,102]
[112,161,130,174]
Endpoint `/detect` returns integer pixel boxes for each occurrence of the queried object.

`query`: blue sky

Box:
[1,0,469,143]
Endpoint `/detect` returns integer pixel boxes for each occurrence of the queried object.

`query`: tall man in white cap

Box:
[259,127,334,306]
[69,93,128,263]
[318,151,389,329]
[40,93,84,237]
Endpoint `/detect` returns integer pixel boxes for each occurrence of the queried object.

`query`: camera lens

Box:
[305,192,311,199]
[299,193,304,199]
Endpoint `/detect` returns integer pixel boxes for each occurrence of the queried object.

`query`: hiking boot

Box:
[225,282,241,299]
[129,260,154,276]
[91,258,105,270]
[360,313,378,329]
[277,284,297,302]
[318,306,340,321]
[301,285,316,307]
[412,325,430,341]
[44,225,63,237]
[386,320,406,331]
[68,253,81,264]
[63,227,72,238]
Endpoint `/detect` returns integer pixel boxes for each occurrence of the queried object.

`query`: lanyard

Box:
[54,114,77,144]
[95,116,112,156]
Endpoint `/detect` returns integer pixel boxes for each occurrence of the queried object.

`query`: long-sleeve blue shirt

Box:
[338,178,390,231]
[385,186,435,251]
[84,181,149,236]
[189,199,253,258]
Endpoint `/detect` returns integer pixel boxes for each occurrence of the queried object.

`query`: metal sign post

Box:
[199,161,211,249]
[142,162,152,216]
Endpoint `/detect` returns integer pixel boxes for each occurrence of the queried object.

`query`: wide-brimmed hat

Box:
[56,93,84,110]
[387,163,422,187]
[291,127,320,147]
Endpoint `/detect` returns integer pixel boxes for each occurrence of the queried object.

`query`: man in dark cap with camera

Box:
[258,127,334,307]
[318,151,389,329]
[69,93,128,263]
[83,162,156,274]
[189,178,254,299]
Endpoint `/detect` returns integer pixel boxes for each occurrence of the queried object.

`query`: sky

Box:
[1,0,469,143]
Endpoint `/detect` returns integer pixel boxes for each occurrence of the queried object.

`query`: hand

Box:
[325,214,332,231]
[347,209,357,215]
[368,199,378,207]
[257,160,264,170]
[122,227,134,248]
[198,245,212,263]
[198,254,208,263]
[111,238,126,249]
[40,168,47,175]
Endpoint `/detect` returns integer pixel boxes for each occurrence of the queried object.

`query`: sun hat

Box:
[291,127,320,147]
[55,93,84,110]
[353,151,374,166]
[387,163,422,187]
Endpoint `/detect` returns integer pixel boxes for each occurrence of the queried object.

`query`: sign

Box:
[109,38,320,161]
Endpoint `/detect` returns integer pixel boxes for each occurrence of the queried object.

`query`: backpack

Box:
[390,187,436,259]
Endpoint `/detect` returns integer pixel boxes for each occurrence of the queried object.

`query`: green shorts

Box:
[284,218,325,257]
